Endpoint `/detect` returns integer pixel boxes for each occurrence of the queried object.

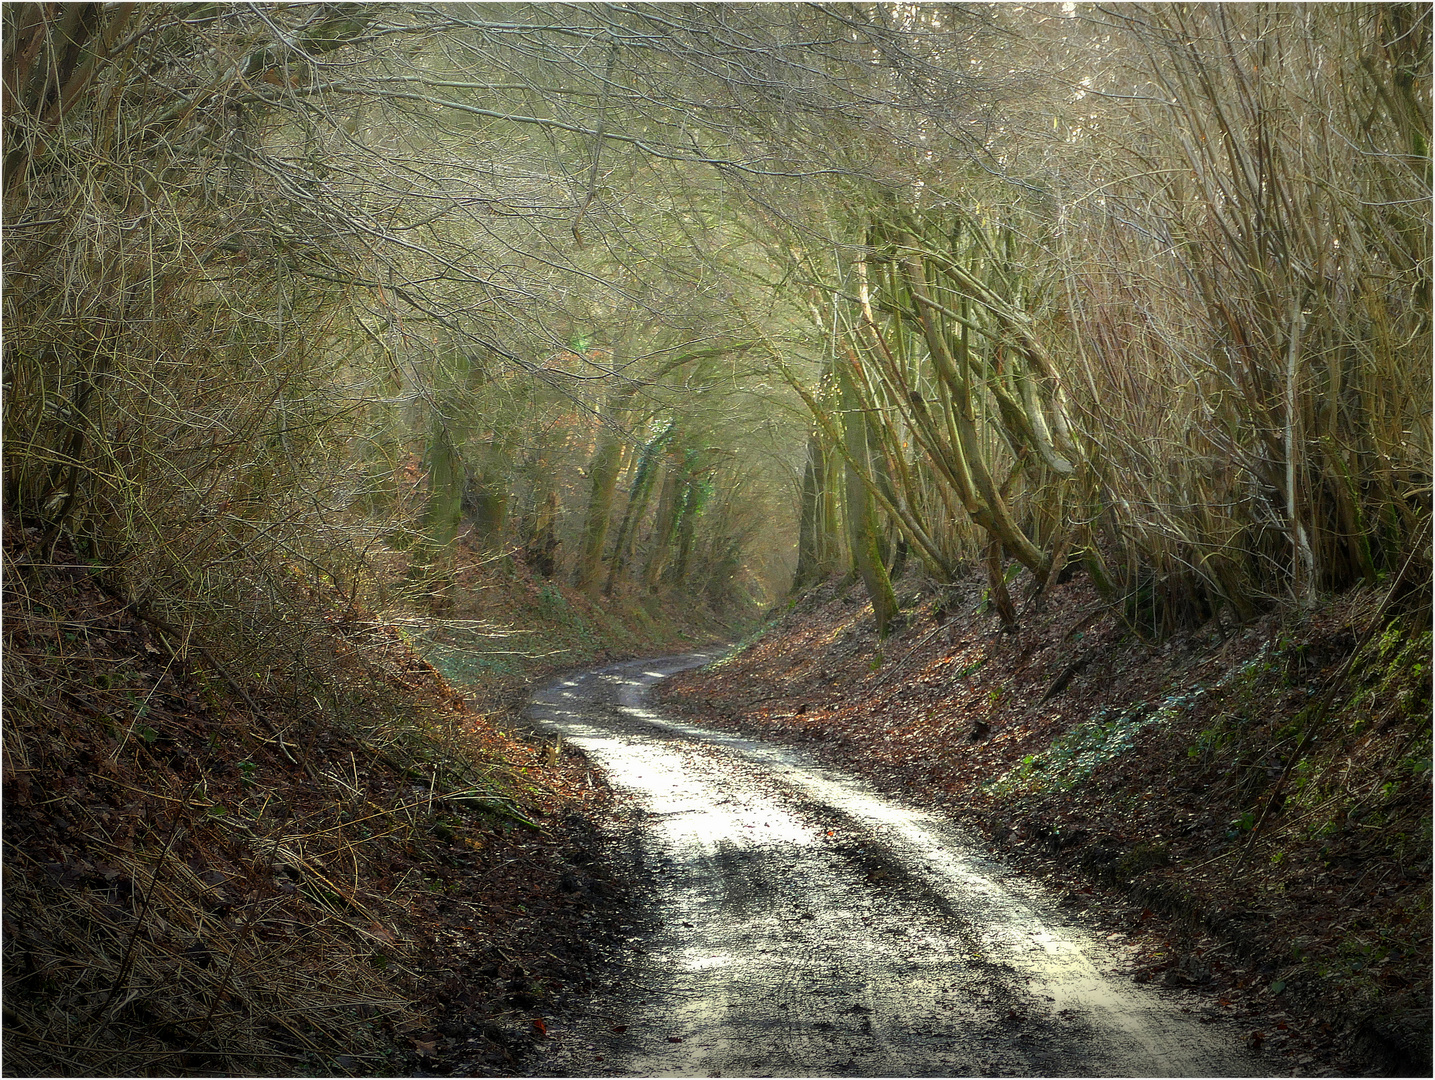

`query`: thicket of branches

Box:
[2,4,798,668]
[3,8,801,1070]
[764,4,1432,635]
[3,3,1429,660]
[1038,4,1431,627]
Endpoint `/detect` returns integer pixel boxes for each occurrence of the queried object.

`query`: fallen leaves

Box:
[1,524,635,1077]
[656,570,1431,1075]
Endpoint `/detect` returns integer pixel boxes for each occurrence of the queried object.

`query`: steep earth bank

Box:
[1,525,734,1077]
[656,569,1432,1077]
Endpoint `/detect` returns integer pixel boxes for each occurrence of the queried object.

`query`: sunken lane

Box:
[519,654,1272,1078]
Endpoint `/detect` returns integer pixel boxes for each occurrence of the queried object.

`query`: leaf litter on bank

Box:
[1,524,640,1077]
[658,569,1432,1077]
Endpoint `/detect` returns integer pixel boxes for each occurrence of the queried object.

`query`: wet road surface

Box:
[523,653,1267,1077]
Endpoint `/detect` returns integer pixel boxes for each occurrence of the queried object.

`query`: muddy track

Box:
[519,654,1277,1077]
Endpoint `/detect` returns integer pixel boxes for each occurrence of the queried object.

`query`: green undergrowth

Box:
[991,642,1286,797]
[1040,605,1432,1072]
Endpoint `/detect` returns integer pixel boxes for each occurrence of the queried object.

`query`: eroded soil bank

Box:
[653,572,1432,1077]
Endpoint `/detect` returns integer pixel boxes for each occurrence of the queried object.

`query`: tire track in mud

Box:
[522,654,1271,1077]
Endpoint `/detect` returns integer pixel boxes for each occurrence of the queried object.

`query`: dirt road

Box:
[521,654,1272,1077]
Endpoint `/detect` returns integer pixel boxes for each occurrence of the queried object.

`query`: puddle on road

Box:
[526,655,1265,1078]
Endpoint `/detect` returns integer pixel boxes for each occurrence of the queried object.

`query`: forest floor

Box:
[5,518,1428,1077]
[653,568,1433,1077]
[0,527,732,1077]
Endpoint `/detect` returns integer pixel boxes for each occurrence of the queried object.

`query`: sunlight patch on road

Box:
[527,656,1260,1078]
[596,686,1206,1072]
[679,950,731,971]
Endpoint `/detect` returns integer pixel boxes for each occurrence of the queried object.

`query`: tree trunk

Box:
[986,535,1018,633]
[841,362,899,636]
[574,386,638,595]
[463,442,510,552]
[643,445,685,591]
[668,472,701,588]
[605,420,673,596]
[409,419,464,611]
[900,247,1051,583]
[793,429,839,590]
[522,488,561,577]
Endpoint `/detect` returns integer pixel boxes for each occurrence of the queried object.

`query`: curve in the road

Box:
[524,654,1268,1078]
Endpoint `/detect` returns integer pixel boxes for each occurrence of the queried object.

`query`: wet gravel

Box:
[518,654,1277,1077]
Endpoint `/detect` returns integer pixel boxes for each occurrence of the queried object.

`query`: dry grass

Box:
[0,523,566,1076]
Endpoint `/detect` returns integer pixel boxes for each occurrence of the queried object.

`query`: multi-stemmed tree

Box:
[5,2,1427,645]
